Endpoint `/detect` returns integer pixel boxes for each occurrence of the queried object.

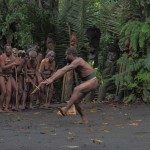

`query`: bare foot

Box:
[20,105,26,110]
[4,108,12,112]
[43,103,51,108]
[74,117,89,124]
[13,107,19,112]
[57,107,67,116]
[0,109,4,113]
[29,105,34,109]
[39,104,45,108]
[82,117,89,124]
[15,105,19,110]
[11,106,19,112]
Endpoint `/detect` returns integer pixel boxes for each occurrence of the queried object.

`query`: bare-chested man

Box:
[22,50,39,109]
[12,50,26,111]
[17,50,26,101]
[39,51,56,108]
[0,44,19,112]
[41,47,99,124]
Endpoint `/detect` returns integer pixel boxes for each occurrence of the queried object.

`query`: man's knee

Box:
[1,90,7,97]
[74,86,81,93]
[6,90,12,97]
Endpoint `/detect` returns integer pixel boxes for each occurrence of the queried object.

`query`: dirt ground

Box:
[0,102,150,150]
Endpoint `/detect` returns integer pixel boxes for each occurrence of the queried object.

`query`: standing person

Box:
[12,50,26,111]
[0,44,19,112]
[21,50,39,109]
[41,47,99,124]
[38,51,56,108]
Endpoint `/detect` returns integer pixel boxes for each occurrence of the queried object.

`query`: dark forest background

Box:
[0,0,149,103]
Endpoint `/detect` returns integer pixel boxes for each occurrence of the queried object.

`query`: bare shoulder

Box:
[41,58,46,64]
[1,53,6,58]
[68,57,82,68]
[72,57,82,64]
[73,57,86,65]
[0,54,6,61]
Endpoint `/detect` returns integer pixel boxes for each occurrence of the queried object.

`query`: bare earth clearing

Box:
[0,102,149,150]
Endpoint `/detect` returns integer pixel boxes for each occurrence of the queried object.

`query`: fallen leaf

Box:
[90,109,97,113]
[68,132,76,136]
[91,139,103,144]
[116,124,124,128]
[102,122,108,125]
[34,112,41,115]
[102,129,110,133]
[40,123,46,126]
[40,132,46,134]
[135,120,142,122]
[60,145,79,149]
[128,123,139,126]
[67,137,75,140]
[51,133,57,136]
[7,113,15,116]
[50,128,56,133]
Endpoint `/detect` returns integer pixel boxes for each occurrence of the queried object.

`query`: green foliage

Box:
[59,0,100,50]
[0,0,57,48]
[0,0,149,103]
[89,61,104,85]
[114,53,150,103]
[121,17,150,51]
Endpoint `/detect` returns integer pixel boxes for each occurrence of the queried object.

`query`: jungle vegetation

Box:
[0,0,149,103]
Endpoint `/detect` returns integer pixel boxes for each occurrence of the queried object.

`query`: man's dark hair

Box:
[66,47,78,56]
[4,44,11,50]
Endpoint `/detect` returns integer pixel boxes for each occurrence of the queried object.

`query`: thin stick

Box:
[15,66,19,110]
[46,85,49,104]
[31,82,42,95]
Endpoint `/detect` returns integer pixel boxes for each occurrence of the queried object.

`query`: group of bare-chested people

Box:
[0,44,56,112]
[0,43,98,124]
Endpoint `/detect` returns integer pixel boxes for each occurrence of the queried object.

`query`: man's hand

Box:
[15,58,21,65]
[41,78,53,85]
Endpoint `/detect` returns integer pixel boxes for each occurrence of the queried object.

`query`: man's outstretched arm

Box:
[43,59,79,85]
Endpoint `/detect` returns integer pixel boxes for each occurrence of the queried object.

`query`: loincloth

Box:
[81,72,96,81]
[43,73,51,79]
[0,73,12,81]
[27,72,36,79]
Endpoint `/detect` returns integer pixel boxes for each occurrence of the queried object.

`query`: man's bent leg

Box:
[74,99,89,124]
[59,78,98,122]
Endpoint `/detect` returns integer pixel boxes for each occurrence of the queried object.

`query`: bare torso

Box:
[1,54,15,74]
[26,59,38,74]
[61,57,94,78]
[39,58,55,79]
[74,57,94,78]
